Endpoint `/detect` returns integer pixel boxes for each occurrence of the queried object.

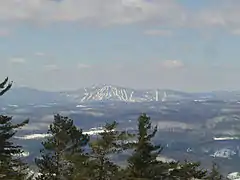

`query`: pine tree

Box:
[205,163,224,180]
[35,114,89,180]
[0,115,29,180]
[88,121,132,180]
[0,77,30,179]
[0,77,12,96]
[168,161,208,180]
[126,113,168,180]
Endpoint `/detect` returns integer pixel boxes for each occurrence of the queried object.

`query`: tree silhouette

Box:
[0,77,30,179]
[0,77,12,96]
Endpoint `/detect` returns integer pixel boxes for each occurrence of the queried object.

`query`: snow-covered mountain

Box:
[61,84,193,103]
[3,84,238,105]
[210,148,238,159]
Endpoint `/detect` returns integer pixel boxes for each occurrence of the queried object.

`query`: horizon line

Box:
[12,84,240,94]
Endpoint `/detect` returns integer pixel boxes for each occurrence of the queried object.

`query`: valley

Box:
[1,85,240,176]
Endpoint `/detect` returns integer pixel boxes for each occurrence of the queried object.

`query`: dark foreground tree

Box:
[168,161,208,180]
[126,113,169,180]
[35,114,89,180]
[125,114,225,180]
[88,121,133,180]
[0,77,12,96]
[206,163,224,180]
[168,161,225,180]
[0,77,30,180]
[0,115,29,180]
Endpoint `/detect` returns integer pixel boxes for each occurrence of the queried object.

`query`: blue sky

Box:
[1,0,240,92]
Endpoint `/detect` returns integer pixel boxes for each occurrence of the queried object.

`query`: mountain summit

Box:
[3,84,236,105]
[61,84,192,103]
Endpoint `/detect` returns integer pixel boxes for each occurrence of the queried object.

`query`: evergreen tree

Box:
[168,161,208,180]
[88,121,132,180]
[0,77,30,179]
[35,114,89,180]
[168,161,225,180]
[126,113,168,180]
[0,77,12,96]
[205,163,224,180]
[0,115,29,180]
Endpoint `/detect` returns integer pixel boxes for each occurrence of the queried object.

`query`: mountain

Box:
[60,84,194,103]
[0,87,67,106]
[2,84,240,105]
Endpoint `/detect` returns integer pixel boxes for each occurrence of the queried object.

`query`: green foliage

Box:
[168,161,207,180]
[125,114,225,180]
[0,115,29,180]
[35,114,89,180]
[126,113,167,179]
[205,163,224,180]
[87,121,133,180]
[0,77,30,180]
[169,161,224,180]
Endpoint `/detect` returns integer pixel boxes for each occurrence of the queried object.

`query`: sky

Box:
[1,0,240,92]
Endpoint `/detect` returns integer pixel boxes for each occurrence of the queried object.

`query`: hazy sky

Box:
[1,0,240,92]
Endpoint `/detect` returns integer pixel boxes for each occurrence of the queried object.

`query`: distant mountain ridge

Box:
[61,84,195,103]
[2,84,240,105]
